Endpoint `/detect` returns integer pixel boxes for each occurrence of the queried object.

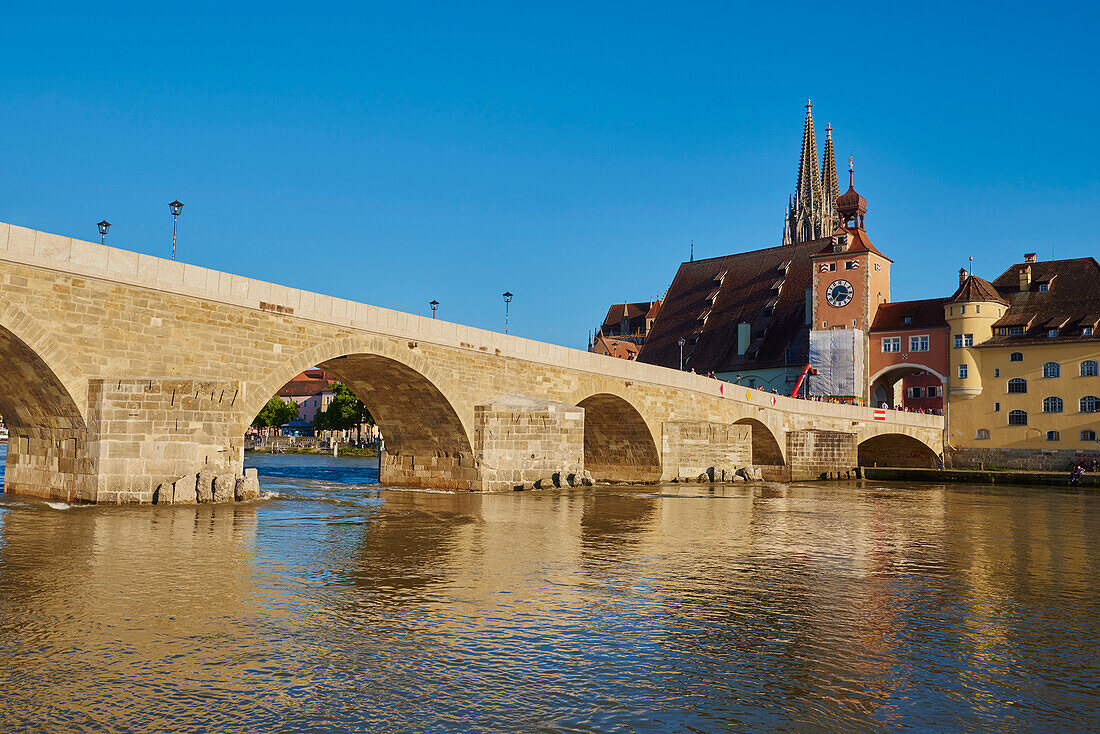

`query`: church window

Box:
[882,337,900,353]
[1082,360,1099,377]
[1008,410,1028,426]
[1083,430,1098,442]
[1047,431,1060,441]
[958,364,968,379]
[1010,352,1024,362]
[976,429,991,440]
[1043,362,1060,378]
[1008,378,1027,394]
[1043,397,1063,413]
[909,335,929,352]
[1081,396,1099,413]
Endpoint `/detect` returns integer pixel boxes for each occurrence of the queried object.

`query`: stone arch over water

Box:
[576,393,661,483]
[733,417,785,466]
[857,433,939,468]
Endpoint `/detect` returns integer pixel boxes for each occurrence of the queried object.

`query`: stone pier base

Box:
[661,421,752,481]
[787,429,857,481]
[473,394,584,492]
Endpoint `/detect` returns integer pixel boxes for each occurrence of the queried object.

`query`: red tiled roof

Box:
[813,226,890,260]
[593,336,641,360]
[980,257,1100,346]
[638,238,830,372]
[870,298,949,332]
[948,275,1007,305]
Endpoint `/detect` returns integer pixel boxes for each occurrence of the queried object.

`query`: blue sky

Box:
[1,2,1096,348]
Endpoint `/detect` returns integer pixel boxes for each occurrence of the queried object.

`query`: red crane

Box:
[790,364,817,398]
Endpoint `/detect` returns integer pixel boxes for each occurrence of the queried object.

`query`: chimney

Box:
[1019,265,1032,292]
[959,268,968,287]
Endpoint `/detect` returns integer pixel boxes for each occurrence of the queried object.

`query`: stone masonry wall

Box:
[661,422,752,479]
[947,446,1100,472]
[787,429,858,481]
[87,379,243,504]
[474,395,584,492]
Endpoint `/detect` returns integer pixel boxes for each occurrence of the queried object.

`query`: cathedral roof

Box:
[637,237,829,373]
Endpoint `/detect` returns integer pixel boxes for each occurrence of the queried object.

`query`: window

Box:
[961,305,967,314]
[1081,396,1100,413]
[964,334,974,347]
[994,368,1001,378]
[882,337,900,353]
[998,328,1007,336]
[1085,327,1094,336]
[1008,410,1028,426]
[959,363,968,379]
[909,387,923,399]
[1009,327,1025,336]
[1043,362,1061,378]
[1008,378,1027,393]
[1010,352,1024,362]
[1083,430,1098,442]
[1039,283,1049,292]
[954,334,963,349]
[827,262,837,271]
[1048,329,1059,338]
[976,305,981,313]
[747,378,756,388]
[845,261,857,270]
[909,335,929,352]
[1082,361,1098,377]
[903,316,913,324]
[994,402,1001,412]
[1043,396,1063,413]
[927,386,940,398]
[976,429,990,440]
[1047,431,1060,441]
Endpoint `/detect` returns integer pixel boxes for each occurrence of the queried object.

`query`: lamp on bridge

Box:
[169,200,184,261]
[503,291,513,334]
[97,220,110,246]
[430,300,439,319]
[678,337,686,370]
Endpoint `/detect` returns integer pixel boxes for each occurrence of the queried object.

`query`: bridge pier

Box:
[786,429,858,482]
[661,421,752,481]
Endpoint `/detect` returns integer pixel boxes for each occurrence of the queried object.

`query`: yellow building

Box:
[946,254,1100,455]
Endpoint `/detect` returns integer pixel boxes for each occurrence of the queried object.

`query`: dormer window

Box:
[778,260,792,273]
[714,270,727,284]
[903,316,912,324]
[1086,327,1095,336]
[1048,329,1059,338]
[1039,283,1048,292]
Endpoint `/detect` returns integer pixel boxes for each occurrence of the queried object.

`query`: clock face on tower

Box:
[826,280,853,307]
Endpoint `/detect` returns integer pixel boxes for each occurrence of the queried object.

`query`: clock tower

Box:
[810,158,890,331]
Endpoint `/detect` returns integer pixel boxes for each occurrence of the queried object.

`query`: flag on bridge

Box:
[874,408,886,421]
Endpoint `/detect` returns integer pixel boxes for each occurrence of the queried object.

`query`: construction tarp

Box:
[808,329,865,398]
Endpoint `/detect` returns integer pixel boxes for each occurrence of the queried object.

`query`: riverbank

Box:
[865,466,1100,487]
[246,447,379,458]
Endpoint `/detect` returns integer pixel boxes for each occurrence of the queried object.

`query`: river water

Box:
[0,445,1098,732]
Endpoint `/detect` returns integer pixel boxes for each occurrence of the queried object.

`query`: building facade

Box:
[946,254,1100,452]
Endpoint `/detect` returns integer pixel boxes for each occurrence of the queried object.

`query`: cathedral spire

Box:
[821,123,839,226]
[794,100,822,214]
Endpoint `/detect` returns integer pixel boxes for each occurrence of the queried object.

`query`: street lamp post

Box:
[97,220,110,246]
[430,300,439,319]
[678,337,686,370]
[169,200,184,260]
[502,292,513,334]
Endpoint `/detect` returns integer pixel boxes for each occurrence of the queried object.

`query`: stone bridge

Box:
[0,221,944,503]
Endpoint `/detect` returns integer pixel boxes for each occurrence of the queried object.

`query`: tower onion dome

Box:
[836,155,867,227]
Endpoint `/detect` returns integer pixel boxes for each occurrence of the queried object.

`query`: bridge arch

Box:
[869,364,946,409]
[733,417,785,466]
[857,432,939,468]
[0,302,90,499]
[576,393,661,483]
[248,336,478,490]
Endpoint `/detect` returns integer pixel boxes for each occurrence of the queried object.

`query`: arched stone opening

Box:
[0,325,91,501]
[733,418,784,466]
[869,364,946,412]
[315,354,476,490]
[576,394,660,483]
[858,433,938,468]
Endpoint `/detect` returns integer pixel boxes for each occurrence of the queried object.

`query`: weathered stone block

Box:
[234,469,260,501]
[196,469,215,503]
[213,473,235,503]
[173,473,197,504]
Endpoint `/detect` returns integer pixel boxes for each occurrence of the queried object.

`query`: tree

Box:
[313,382,374,443]
[254,396,299,431]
